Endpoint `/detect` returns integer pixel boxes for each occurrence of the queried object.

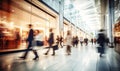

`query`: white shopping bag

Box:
[31,41,38,50]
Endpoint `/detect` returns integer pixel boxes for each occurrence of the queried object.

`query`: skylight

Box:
[64,0,101,34]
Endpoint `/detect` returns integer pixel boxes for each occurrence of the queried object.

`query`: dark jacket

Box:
[48,32,54,44]
[27,29,34,42]
[97,33,106,44]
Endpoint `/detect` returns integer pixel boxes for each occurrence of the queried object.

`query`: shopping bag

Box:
[31,41,39,50]
[97,46,102,53]
[53,44,58,50]
[37,41,44,46]
[96,44,101,53]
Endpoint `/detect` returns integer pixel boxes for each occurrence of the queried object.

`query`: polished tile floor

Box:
[0,44,120,71]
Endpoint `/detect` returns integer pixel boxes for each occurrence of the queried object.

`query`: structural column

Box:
[100,0,107,30]
[108,0,115,46]
[59,0,64,36]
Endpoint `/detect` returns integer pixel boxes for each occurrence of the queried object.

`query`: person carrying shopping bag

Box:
[32,30,44,48]
[44,28,55,56]
[19,24,39,60]
[96,29,107,57]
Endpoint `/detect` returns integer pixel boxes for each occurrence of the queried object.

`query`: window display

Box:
[0,0,57,50]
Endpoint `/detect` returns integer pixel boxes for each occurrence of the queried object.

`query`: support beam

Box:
[59,0,64,36]
[108,0,115,47]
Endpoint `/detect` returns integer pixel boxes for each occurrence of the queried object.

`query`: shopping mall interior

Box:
[0,0,120,71]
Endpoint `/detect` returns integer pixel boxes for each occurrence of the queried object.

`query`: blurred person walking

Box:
[80,37,84,46]
[59,35,63,48]
[19,24,39,60]
[93,38,97,44]
[56,35,60,45]
[96,29,107,57]
[72,36,75,47]
[84,37,88,46]
[74,36,79,47]
[44,28,55,56]
[91,38,94,45]
[65,30,72,55]
[14,28,21,48]
[32,30,44,47]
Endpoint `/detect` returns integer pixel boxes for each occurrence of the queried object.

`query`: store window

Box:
[0,0,57,50]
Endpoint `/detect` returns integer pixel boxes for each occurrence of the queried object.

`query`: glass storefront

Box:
[0,0,88,51]
[0,0,57,50]
[114,0,120,43]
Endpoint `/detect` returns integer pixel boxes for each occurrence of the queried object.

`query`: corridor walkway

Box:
[0,44,120,71]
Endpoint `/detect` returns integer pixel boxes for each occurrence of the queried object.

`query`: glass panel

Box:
[0,0,56,50]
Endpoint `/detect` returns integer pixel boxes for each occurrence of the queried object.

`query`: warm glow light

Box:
[11,10,15,12]
[10,22,14,29]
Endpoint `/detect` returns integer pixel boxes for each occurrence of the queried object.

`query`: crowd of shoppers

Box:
[17,24,114,60]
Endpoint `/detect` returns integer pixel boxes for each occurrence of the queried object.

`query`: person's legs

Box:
[76,43,78,47]
[86,42,88,46]
[20,41,32,59]
[80,42,83,46]
[33,50,39,60]
[51,44,55,55]
[66,45,71,55]
[44,48,50,55]
[52,47,55,56]
[100,44,105,57]
[20,47,30,59]
[60,42,63,48]
[44,44,52,55]
[68,45,71,55]
[85,42,86,46]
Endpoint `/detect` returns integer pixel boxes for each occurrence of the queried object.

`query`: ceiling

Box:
[64,0,101,35]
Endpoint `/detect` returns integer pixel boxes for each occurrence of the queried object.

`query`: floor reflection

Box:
[0,44,120,71]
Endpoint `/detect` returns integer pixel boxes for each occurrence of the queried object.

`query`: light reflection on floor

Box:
[0,43,120,71]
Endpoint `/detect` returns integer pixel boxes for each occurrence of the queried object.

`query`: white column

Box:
[59,0,64,36]
[108,0,115,47]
